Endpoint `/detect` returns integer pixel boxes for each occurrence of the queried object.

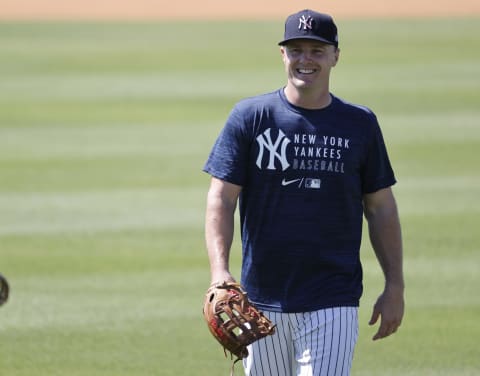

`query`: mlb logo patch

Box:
[305,178,321,189]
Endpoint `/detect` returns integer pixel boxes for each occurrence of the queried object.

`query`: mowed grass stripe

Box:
[0,123,217,158]
[1,270,206,330]
[0,71,283,101]
[0,187,205,235]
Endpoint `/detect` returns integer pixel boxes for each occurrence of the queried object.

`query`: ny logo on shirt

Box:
[256,128,291,171]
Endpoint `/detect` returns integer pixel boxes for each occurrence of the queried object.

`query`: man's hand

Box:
[369,285,405,340]
[210,270,236,287]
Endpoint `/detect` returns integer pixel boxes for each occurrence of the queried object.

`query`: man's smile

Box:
[297,68,316,74]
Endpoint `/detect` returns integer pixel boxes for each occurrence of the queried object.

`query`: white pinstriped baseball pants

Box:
[243,307,358,376]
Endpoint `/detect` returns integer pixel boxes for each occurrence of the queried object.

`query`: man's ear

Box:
[332,47,340,66]
[280,46,287,62]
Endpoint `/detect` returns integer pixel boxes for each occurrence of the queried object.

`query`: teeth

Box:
[298,69,315,74]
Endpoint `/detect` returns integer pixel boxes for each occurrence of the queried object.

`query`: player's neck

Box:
[284,84,332,110]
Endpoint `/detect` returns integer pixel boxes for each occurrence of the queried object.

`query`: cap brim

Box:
[278,36,336,46]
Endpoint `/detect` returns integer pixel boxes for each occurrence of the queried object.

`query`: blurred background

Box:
[0,1,479,375]
[1,0,479,20]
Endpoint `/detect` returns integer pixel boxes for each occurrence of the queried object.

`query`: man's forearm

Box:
[205,185,237,283]
[367,199,404,288]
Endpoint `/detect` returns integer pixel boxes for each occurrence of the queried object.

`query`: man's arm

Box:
[205,177,242,285]
[363,186,405,340]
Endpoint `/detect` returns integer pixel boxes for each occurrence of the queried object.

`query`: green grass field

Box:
[0,17,479,375]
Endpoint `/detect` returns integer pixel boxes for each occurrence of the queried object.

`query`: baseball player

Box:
[204,9,405,376]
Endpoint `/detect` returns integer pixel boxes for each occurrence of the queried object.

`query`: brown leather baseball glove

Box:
[0,274,9,306]
[203,281,276,363]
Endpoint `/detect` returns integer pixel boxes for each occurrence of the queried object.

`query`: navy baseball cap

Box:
[278,9,338,47]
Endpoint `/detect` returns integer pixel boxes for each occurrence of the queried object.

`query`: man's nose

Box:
[299,51,313,62]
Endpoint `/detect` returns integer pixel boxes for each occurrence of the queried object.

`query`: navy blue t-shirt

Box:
[204,89,396,313]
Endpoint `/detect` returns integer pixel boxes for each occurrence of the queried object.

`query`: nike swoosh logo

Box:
[281,178,302,186]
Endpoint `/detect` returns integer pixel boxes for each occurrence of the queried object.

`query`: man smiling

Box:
[204,9,405,376]
[281,39,338,107]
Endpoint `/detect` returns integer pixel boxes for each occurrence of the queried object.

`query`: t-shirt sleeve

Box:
[203,106,250,186]
[361,116,396,194]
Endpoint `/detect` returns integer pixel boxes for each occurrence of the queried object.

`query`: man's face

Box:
[280,39,339,90]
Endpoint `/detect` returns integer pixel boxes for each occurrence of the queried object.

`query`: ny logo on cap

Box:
[298,15,313,30]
